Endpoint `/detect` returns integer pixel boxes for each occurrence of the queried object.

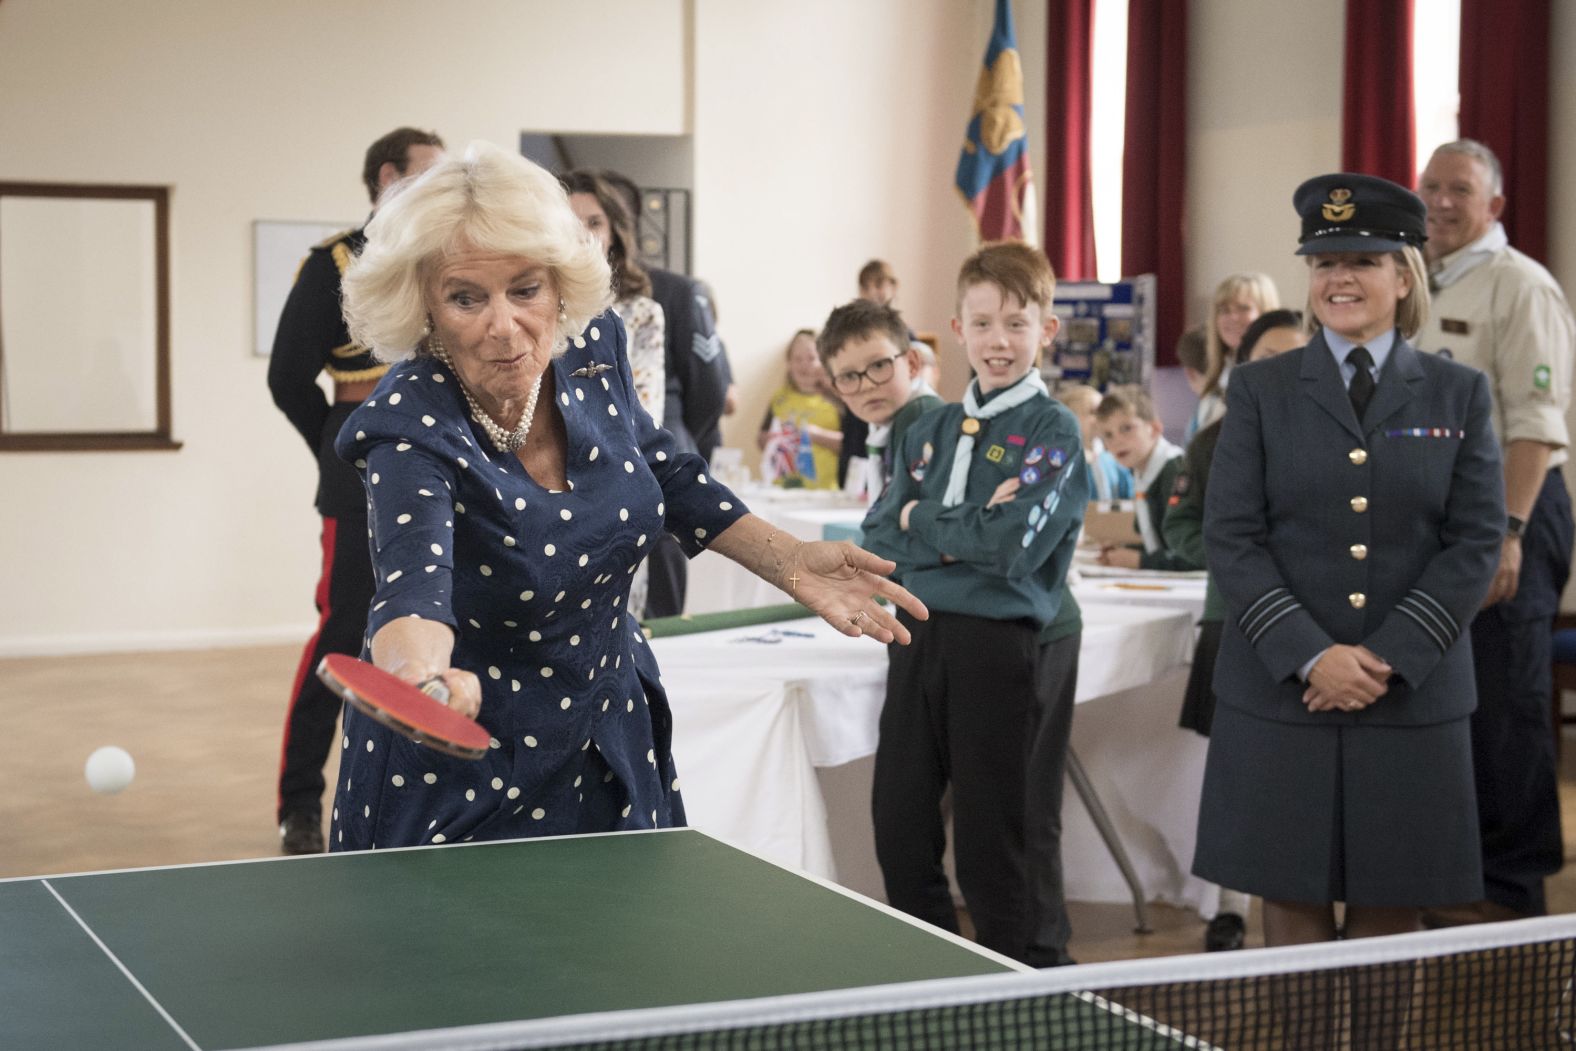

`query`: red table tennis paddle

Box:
[316,654,490,760]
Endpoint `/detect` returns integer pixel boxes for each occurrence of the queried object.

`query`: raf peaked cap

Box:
[1293,172,1427,255]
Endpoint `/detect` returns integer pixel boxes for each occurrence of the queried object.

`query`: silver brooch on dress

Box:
[570,363,614,378]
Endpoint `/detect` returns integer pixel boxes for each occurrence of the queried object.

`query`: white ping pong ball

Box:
[85,746,136,794]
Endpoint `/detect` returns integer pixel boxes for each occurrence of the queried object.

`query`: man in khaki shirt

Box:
[1414,139,1575,921]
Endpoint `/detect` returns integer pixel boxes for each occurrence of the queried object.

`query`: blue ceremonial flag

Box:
[956,0,1037,243]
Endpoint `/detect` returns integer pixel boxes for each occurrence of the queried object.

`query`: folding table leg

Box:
[1065,747,1151,933]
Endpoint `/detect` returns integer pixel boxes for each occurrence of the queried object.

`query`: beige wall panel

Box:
[0,0,685,653]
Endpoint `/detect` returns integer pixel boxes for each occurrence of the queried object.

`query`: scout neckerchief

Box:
[942,371,1049,507]
[864,379,940,500]
[1133,435,1182,552]
[1429,221,1507,292]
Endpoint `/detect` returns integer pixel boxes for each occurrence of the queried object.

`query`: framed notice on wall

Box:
[1044,274,1157,391]
[252,219,354,357]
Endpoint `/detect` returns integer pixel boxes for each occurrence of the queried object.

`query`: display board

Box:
[1046,274,1156,391]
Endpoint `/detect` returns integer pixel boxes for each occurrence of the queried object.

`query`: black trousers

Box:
[1471,467,1573,914]
[873,609,1079,966]
[277,510,374,822]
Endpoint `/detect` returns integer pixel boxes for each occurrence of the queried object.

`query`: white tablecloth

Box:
[685,488,868,615]
[1068,570,1208,622]
[653,599,1217,914]
[685,492,1211,622]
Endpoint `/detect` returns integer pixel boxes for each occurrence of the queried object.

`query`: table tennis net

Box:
[490,913,1576,1051]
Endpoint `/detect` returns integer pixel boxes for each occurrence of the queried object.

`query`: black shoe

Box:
[279,812,324,855]
[1026,950,1078,968]
[1205,911,1245,952]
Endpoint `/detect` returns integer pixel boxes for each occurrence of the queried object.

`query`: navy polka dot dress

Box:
[329,311,748,850]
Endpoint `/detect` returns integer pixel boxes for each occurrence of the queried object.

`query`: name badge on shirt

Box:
[989,443,1021,471]
[1441,318,1471,335]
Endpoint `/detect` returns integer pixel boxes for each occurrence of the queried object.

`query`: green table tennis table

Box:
[0,829,1202,1049]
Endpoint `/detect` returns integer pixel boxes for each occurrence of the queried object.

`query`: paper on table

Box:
[1076,563,1208,579]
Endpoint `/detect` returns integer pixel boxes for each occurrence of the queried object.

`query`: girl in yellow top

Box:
[758,328,843,488]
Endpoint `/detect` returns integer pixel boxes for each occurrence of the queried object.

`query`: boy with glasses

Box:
[817,300,943,502]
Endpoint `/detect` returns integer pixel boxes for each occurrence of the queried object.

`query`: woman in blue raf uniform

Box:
[328,143,925,851]
[1195,173,1504,951]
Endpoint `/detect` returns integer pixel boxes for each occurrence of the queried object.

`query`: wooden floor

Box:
[4,642,1574,964]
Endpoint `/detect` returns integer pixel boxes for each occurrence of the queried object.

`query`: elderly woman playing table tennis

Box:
[328,142,924,850]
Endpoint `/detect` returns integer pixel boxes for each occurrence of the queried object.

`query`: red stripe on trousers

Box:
[277,516,339,815]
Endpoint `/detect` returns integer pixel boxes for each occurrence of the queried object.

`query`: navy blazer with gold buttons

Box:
[1204,329,1504,726]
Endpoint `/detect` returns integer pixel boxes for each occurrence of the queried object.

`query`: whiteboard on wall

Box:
[253,219,355,357]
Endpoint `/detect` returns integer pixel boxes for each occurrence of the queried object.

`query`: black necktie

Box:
[1347,346,1375,421]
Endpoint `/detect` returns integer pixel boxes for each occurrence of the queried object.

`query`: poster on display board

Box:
[1044,274,1156,391]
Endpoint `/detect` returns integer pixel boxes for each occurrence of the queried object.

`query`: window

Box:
[1089,0,1129,284]
[1412,0,1462,179]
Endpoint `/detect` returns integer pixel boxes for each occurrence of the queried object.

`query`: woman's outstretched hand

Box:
[784,540,929,644]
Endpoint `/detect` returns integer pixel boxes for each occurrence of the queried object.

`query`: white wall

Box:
[0,0,688,654]
[1186,0,1344,320]
[5,0,1574,654]
[696,0,985,446]
[0,0,989,654]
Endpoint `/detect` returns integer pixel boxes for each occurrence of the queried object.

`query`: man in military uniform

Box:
[266,126,444,854]
[1414,139,1576,921]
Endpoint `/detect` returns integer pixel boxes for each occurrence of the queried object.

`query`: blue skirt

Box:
[1192,704,1482,908]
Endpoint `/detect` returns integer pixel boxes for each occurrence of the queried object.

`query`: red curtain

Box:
[1458,0,1549,262]
[1121,0,1187,368]
[1043,0,1096,281]
[1341,0,1416,185]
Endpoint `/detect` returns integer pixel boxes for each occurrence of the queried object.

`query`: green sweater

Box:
[1160,419,1225,620]
[862,387,1088,630]
[875,393,945,493]
[1135,453,1202,571]
[1041,584,1082,643]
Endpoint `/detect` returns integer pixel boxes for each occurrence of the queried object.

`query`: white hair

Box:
[342,141,611,362]
[1430,139,1505,197]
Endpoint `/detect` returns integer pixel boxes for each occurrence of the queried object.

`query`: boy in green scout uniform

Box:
[862,241,1087,967]
[1094,386,1195,570]
[815,299,943,502]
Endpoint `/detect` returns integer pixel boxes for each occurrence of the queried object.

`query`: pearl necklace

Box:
[428,336,542,454]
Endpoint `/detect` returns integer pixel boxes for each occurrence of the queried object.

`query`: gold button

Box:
[1350,544,1368,560]
[1349,592,1367,609]
[1350,496,1369,513]
[1349,448,1368,465]
[961,418,981,436]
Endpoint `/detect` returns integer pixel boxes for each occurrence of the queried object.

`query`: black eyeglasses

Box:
[830,352,902,395]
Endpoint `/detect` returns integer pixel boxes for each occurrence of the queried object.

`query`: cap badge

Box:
[1322,187,1356,223]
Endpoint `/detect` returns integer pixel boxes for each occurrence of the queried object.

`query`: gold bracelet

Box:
[765,530,805,594]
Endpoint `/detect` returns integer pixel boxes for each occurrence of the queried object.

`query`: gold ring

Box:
[850,611,868,625]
